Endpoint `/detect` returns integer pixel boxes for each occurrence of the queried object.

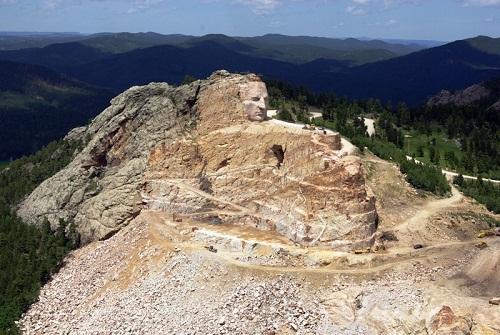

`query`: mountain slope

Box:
[13,72,500,335]
[67,42,300,91]
[0,32,84,50]
[0,61,113,160]
[303,39,500,104]
[3,35,500,105]
[465,35,500,55]
[0,42,111,72]
[65,37,500,105]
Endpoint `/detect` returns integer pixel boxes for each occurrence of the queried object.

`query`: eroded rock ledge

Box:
[18,71,377,249]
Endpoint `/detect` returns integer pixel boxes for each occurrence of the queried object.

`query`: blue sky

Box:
[0,0,499,40]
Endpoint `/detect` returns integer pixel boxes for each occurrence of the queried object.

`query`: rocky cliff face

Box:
[426,76,500,110]
[427,84,491,107]
[489,99,500,112]
[18,81,200,243]
[19,71,377,249]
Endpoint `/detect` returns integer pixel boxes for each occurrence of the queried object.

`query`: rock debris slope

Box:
[20,212,500,334]
[19,70,377,249]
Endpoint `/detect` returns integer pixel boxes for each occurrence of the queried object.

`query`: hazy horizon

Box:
[0,1,499,41]
[0,30,455,43]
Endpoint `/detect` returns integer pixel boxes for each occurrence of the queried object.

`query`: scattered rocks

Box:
[18,215,500,334]
[220,277,325,334]
[475,241,488,249]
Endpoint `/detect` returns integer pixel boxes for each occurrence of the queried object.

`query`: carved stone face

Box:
[240,81,268,121]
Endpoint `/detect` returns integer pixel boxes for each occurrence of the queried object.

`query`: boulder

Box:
[429,306,473,335]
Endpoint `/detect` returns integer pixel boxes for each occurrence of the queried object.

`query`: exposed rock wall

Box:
[19,71,377,249]
[18,82,200,243]
[427,84,491,107]
[144,122,376,249]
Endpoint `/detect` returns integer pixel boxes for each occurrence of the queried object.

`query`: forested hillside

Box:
[0,139,83,334]
[403,76,500,179]
[0,61,112,160]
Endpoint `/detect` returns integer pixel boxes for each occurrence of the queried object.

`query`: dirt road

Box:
[394,185,463,243]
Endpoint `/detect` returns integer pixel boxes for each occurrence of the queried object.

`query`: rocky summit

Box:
[16,72,500,335]
[18,70,377,249]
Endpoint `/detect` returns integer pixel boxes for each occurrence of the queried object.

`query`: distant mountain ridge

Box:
[2,33,500,160]
[2,35,500,105]
[0,32,425,65]
[0,32,84,50]
[70,36,500,104]
[362,38,446,48]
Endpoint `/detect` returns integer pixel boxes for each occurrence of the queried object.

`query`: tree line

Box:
[0,139,82,334]
[454,176,500,214]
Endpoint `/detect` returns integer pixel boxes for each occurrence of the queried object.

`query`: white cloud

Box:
[127,0,164,13]
[369,18,398,25]
[346,5,368,14]
[43,0,64,9]
[383,0,426,6]
[202,0,281,14]
[345,0,429,15]
[10,0,500,15]
[33,0,165,12]
[356,0,500,10]
[234,0,281,14]
[461,0,500,6]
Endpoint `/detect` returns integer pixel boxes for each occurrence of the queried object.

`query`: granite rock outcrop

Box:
[19,71,377,249]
